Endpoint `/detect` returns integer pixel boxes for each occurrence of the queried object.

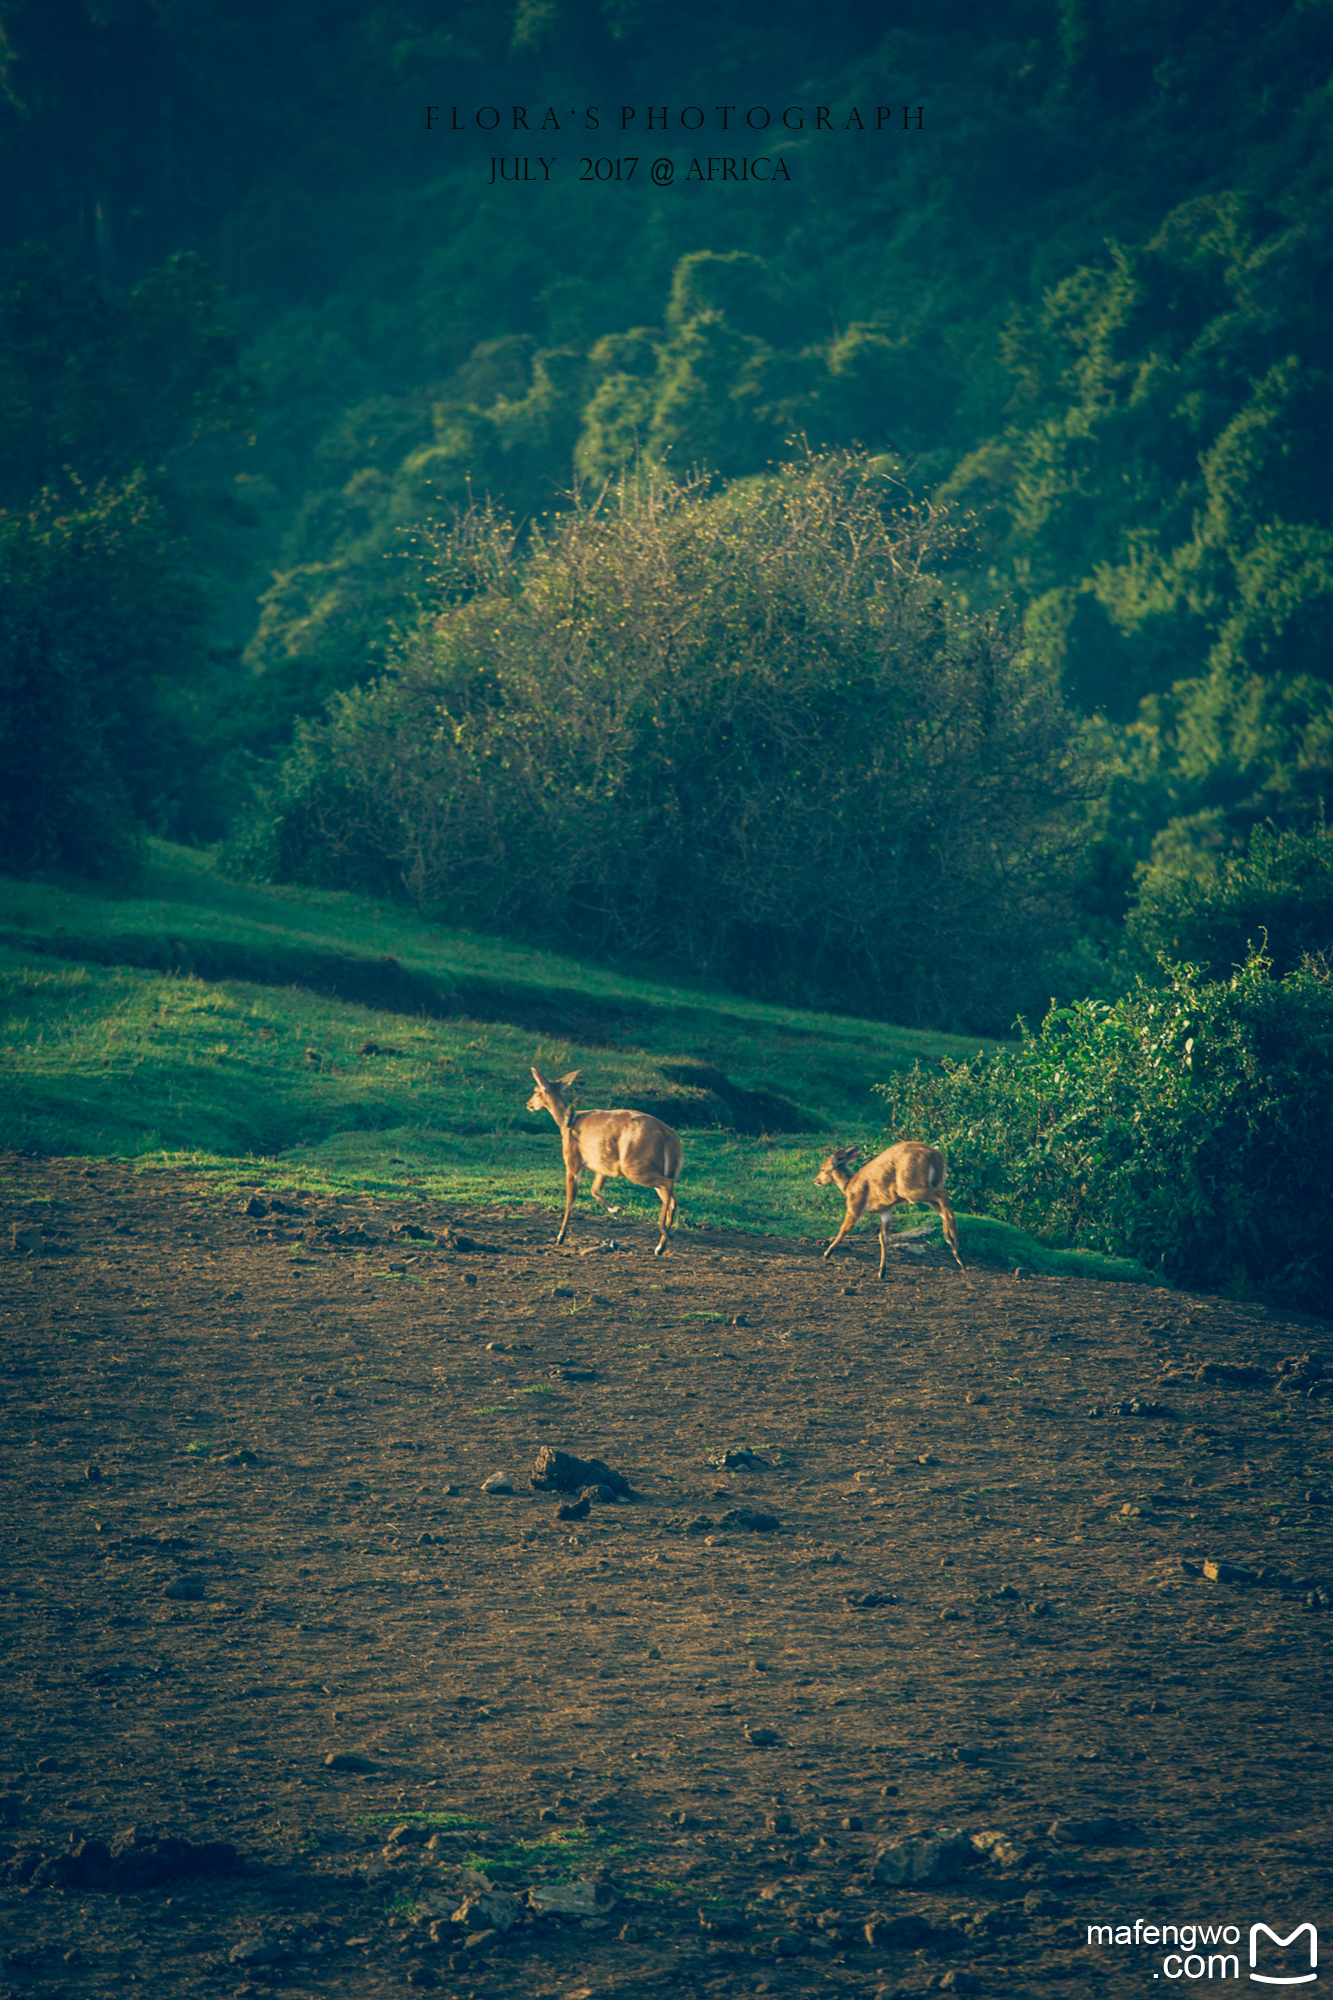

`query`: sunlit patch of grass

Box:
[357,1812,487,1830]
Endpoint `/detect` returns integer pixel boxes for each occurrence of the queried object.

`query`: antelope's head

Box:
[815,1145,862,1188]
[527,1066,582,1123]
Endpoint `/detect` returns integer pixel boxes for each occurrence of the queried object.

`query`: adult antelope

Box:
[815,1142,964,1279]
[526,1068,683,1255]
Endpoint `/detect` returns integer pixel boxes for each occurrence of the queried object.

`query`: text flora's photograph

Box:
[1,1,1331,1995]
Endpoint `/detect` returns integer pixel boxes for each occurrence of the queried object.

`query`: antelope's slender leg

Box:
[877,1217,891,1280]
[555,1169,579,1244]
[588,1173,620,1216]
[930,1194,965,1269]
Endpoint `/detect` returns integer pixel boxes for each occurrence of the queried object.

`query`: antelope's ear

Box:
[557,1069,581,1089]
[530,1067,546,1085]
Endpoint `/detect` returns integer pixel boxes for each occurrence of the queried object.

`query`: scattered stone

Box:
[938,1970,981,1992]
[214,1449,260,1467]
[34,1757,59,1773]
[549,1365,596,1381]
[970,1829,1026,1867]
[864,1912,933,1948]
[443,1484,460,1497]
[707,1448,769,1470]
[764,1809,794,1833]
[845,1591,897,1610]
[1024,1888,1067,1918]
[242,1197,269,1218]
[323,1751,379,1772]
[1047,1814,1121,1845]
[384,1823,429,1846]
[839,1815,863,1832]
[744,1725,781,1747]
[965,1390,988,1405]
[557,1497,590,1521]
[7,1828,245,1891]
[1203,1558,1259,1586]
[229,1935,289,1967]
[528,1879,616,1915]
[481,1473,514,1494]
[1195,1361,1270,1386]
[582,1483,620,1504]
[85,1463,102,1482]
[452,1889,521,1932]
[872,1830,974,1887]
[162,1574,205,1601]
[552,1284,576,1299]
[684,1515,714,1535]
[529,1447,635,1499]
[699,1907,744,1935]
[718,1508,780,1533]
[917,1454,940,1465]
[729,1314,749,1327]
[990,1584,1021,1600]
[405,1967,440,1988]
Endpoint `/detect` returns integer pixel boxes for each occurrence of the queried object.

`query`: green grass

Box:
[0,842,1155,1282]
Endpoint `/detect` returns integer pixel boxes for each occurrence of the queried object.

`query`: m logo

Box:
[1250,1923,1318,1986]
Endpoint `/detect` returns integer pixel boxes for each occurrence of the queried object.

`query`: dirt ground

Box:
[2,1154,1331,2000]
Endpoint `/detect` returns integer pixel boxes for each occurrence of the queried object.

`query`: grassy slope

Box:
[0,844,1151,1281]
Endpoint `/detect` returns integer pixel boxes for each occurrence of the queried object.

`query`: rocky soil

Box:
[1,1155,1330,1999]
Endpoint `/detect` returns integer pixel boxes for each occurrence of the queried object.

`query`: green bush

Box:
[876,946,1333,1311]
[231,453,1096,1034]
[1128,818,1333,980]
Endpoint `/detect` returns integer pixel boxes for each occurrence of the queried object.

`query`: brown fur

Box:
[526,1068,684,1256]
[815,1141,964,1278]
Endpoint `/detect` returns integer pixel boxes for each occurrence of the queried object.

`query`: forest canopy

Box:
[1,0,1330,1022]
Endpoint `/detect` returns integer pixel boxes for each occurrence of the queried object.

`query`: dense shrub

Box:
[230,454,1097,1032]
[1128,819,1333,979]
[0,475,206,881]
[877,946,1333,1312]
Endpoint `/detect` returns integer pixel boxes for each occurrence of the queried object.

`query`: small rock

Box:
[162,1574,205,1601]
[684,1515,714,1535]
[872,1831,974,1887]
[582,1483,620,1504]
[443,1484,460,1497]
[917,1453,940,1465]
[1024,1888,1067,1918]
[481,1473,514,1494]
[405,1967,440,1988]
[764,1809,794,1833]
[938,1971,981,1992]
[718,1508,780,1533]
[385,1823,429,1846]
[864,1912,932,1948]
[528,1879,615,1915]
[840,1814,863,1832]
[552,1284,575,1298]
[242,1198,268,1219]
[34,1756,59,1773]
[845,1590,897,1610]
[85,1464,102,1482]
[1046,1813,1121,1844]
[707,1448,768,1470]
[1203,1558,1258,1586]
[970,1829,1026,1867]
[323,1751,378,1772]
[965,1390,988,1405]
[452,1889,521,1932]
[229,1935,288,1967]
[12,1224,44,1254]
[460,1271,478,1287]
[557,1497,591,1521]
[744,1725,780,1746]
[1197,1360,1269,1385]
[529,1446,634,1498]
[549,1366,597,1381]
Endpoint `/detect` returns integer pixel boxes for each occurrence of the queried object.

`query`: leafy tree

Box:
[230,453,1096,1032]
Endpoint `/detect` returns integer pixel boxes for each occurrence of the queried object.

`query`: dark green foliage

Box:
[1128,820,1333,980]
[230,454,1094,1034]
[0,475,207,879]
[877,947,1333,1311]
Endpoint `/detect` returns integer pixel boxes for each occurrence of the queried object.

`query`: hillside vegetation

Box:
[0,844,1149,1281]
